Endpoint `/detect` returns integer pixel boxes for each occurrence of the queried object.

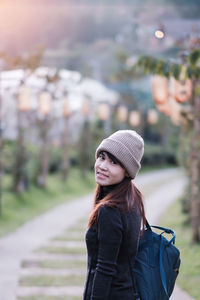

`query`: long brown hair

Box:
[88,152,145,231]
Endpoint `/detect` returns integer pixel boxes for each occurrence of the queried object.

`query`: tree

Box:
[0,47,44,195]
[135,48,200,243]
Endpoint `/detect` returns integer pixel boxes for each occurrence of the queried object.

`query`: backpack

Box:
[130,221,181,300]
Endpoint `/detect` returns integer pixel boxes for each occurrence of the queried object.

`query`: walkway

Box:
[0,168,195,300]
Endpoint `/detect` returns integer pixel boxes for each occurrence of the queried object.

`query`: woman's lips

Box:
[96,172,109,179]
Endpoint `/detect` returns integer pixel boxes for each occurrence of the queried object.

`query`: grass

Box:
[0,168,95,237]
[35,246,86,255]
[51,218,87,243]
[19,274,85,286]
[161,198,200,300]
[21,259,86,269]
[18,297,81,300]
[52,234,84,242]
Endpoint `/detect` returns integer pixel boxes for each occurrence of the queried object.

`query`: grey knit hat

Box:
[95,130,144,179]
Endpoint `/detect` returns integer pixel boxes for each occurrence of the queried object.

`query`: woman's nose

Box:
[99,160,108,170]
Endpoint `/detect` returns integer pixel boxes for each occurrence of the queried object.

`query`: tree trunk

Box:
[13,110,27,194]
[79,118,92,176]
[61,117,70,181]
[0,72,2,214]
[190,82,200,242]
[37,117,49,188]
[0,116,2,214]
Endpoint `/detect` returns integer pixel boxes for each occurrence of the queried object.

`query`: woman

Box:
[83,130,145,300]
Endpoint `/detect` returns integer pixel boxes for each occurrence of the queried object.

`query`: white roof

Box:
[74,78,118,105]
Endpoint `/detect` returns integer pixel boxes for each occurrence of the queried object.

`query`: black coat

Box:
[83,205,141,300]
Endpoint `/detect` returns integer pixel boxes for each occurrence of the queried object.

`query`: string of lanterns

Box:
[18,81,159,129]
[151,69,193,125]
[97,102,159,127]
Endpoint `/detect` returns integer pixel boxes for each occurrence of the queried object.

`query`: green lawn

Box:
[0,169,95,237]
[161,198,200,300]
[52,233,84,242]
[19,274,85,286]
[21,258,86,269]
[35,246,86,255]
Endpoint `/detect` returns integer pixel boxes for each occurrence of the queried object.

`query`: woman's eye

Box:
[111,160,117,165]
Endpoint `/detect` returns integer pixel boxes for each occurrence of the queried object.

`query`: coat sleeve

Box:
[90,205,123,300]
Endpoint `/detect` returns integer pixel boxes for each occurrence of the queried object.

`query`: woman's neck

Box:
[101,184,118,198]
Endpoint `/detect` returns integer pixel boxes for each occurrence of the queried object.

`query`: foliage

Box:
[136,48,200,79]
[1,140,16,173]
[75,119,106,173]
[161,198,200,300]
[142,143,177,167]
[1,46,44,70]
[110,49,143,83]
[189,49,200,66]
[48,145,62,173]
[0,168,95,237]
[142,112,180,166]
[77,119,93,174]
[136,48,200,242]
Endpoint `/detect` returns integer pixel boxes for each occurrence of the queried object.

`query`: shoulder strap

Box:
[151,224,176,244]
[148,219,175,299]
[160,235,169,299]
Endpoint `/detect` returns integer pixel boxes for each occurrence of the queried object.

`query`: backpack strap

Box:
[151,223,176,299]
[151,225,176,244]
[160,235,169,299]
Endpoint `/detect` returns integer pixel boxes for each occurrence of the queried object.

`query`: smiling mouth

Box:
[96,172,109,178]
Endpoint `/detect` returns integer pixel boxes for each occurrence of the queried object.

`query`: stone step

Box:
[20,268,86,276]
[22,253,86,261]
[16,286,83,297]
[42,241,85,248]
[52,232,85,241]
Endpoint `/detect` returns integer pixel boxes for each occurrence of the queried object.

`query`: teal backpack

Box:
[130,221,181,300]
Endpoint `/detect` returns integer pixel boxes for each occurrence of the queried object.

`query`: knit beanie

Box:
[95,130,144,179]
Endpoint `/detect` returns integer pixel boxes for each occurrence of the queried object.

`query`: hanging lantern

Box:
[52,139,60,148]
[62,96,71,118]
[117,105,128,122]
[129,111,141,127]
[157,96,182,125]
[98,103,110,121]
[169,96,182,126]
[152,75,169,104]
[147,109,158,125]
[170,71,193,104]
[81,97,90,116]
[157,100,171,116]
[39,91,51,115]
[18,84,31,112]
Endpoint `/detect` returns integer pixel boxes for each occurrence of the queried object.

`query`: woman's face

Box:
[94,151,127,186]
